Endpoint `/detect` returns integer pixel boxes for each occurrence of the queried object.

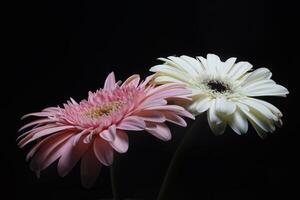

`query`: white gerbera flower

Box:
[150,54,289,138]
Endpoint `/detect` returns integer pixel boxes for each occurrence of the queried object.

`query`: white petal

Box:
[249,120,268,139]
[241,98,277,120]
[239,105,275,134]
[180,55,204,74]
[194,97,211,113]
[242,79,276,90]
[241,68,272,86]
[154,76,186,84]
[243,83,289,97]
[208,99,222,124]
[207,99,226,135]
[251,98,282,117]
[228,110,248,135]
[227,61,253,80]
[150,64,188,82]
[197,56,208,71]
[206,54,221,75]
[157,57,185,71]
[207,113,226,136]
[215,97,236,116]
[221,57,237,74]
[168,56,199,76]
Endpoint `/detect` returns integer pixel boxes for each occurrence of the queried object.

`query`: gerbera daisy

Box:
[150,54,289,137]
[17,72,194,188]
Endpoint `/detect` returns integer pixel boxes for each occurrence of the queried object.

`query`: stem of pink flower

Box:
[110,161,120,200]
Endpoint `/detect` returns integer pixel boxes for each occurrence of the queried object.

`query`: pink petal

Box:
[137,99,167,110]
[93,137,114,166]
[18,118,55,132]
[146,84,191,100]
[110,130,129,153]
[80,147,102,188]
[117,116,146,131]
[21,111,51,119]
[146,123,171,141]
[99,125,116,142]
[29,132,72,171]
[26,132,62,161]
[150,105,195,120]
[42,107,60,112]
[103,72,116,90]
[175,109,195,120]
[134,110,166,123]
[146,83,181,96]
[70,97,78,105]
[163,112,187,127]
[24,126,75,146]
[72,129,91,146]
[144,105,185,112]
[83,132,94,144]
[57,137,90,177]
[17,124,57,143]
[139,75,154,88]
[121,74,140,87]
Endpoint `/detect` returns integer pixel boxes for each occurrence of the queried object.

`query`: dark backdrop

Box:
[4,0,299,199]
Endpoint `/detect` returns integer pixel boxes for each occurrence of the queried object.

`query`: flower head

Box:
[150,54,289,137]
[18,72,194,188]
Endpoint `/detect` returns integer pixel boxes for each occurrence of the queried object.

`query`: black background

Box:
[4,0,299,199]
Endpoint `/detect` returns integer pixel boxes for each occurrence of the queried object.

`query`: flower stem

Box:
[157,116,205,200]
[110,160,120,200]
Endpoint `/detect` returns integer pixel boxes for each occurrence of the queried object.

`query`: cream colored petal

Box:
[221,57,237,74]
[242,83,289,97]
[207,99,226,135]
[239,104,275,134]
[206,54,221,75]
[180,55,205,74]
[242,79,276,90]
[241,67,272,87]
[227,61,253,80]
[207,108,227,136]
[251,98,282,117]
[228,110,248,135]
[208,99,222,124]
[250,120,268,139]
[215,97,236,116]
[168,56,199,76]
[157,57,183,70]
[241,98,277,120]
[196,56,209,72]
[154,76,186,84]
[194,97,212,113]
[150,65,189,83]
[150,64,185,75]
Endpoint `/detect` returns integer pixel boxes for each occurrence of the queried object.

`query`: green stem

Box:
[110,160,120,200]
[157,116,205,200]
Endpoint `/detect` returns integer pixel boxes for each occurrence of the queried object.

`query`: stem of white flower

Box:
[157,115,205,200]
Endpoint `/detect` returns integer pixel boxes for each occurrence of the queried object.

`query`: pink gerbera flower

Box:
[17,72,194,188]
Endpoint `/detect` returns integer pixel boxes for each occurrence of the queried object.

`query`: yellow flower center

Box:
[84,101,123,118]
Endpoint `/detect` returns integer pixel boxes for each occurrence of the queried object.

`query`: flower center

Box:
[206,80,230,93]
[84,101,123,118]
